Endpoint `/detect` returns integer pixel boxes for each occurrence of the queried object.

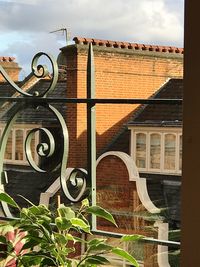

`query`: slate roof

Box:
[128,78,183,127]
[139,173,181,225]
[5,168,59,209]
[0,81,21,98]
[0,79,67,124]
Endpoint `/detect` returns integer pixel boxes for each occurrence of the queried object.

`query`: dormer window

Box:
[130,127,182,175]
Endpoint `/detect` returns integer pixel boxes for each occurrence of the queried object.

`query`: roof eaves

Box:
[128,121,182,127]
[73,37,184,55]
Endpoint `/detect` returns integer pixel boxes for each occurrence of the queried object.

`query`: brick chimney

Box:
[0,57,22,82]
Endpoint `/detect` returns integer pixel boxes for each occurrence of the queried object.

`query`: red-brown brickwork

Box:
[0,57,21,82]
[59,39,183,266]
[96,155,147,234]
[60,38,183,167]
[96,154,158,266]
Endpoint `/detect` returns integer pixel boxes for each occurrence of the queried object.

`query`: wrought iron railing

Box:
[0,44,181,252]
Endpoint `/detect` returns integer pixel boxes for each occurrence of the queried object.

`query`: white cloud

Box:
[0,0,184,77]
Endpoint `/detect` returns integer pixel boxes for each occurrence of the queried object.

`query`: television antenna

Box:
[49,28,70,45]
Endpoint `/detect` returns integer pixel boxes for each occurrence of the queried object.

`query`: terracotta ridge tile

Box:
[73,36,184,54]
[0,56,15,62]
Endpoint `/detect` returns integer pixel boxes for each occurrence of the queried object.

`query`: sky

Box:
[0,0,185,79]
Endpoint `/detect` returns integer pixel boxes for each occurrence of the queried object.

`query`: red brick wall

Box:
[0,58,21,82]
[60,44,182,266]
[61,43,183,167]
[96,155,140,233]
[96,154,158,266]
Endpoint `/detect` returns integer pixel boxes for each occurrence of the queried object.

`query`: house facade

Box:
[0,37,183,266]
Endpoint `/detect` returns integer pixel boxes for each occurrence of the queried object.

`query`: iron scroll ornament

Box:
[0,52,88,217]
[0,52,58,97]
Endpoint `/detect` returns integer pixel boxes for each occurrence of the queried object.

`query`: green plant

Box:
[0,192,142,267]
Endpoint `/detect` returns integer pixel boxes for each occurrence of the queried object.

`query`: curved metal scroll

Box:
[0,52,58,97]
[0,52,88,217]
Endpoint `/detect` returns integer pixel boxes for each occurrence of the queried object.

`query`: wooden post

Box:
[182,0,200,265]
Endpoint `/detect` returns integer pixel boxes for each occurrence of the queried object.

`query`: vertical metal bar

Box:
[87,43,96,230]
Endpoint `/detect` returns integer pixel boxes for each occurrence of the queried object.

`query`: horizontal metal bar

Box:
[0,216,19,221]
[0,97,182,105]
[91,229,180,248]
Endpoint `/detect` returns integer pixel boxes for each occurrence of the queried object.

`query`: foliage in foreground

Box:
[0,192,143,267]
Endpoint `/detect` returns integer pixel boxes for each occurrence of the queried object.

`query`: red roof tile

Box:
[73,37,184,54]
[0,56,15,62]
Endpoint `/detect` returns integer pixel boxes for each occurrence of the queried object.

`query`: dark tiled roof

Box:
[163,180,181,222]
[73,37,184,54]
[4,168,63,211]
[128,79,183,127]
[1,79,67,124]
[0,81,22,98]
[140,173,181,223]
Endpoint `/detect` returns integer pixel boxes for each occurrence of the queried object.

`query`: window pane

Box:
[179,135,182,170]
[150,133,161,169]
[164,134,176,170]
[5,130,12,160]
[15,130,23,160]
[136,133,146,168]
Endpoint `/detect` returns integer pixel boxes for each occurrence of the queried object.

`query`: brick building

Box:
[61,37,183,167]
[0,37,183,266]
[0,57,21,82]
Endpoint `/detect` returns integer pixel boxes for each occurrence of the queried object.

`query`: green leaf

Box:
[85,255,110,265]
[58,205,75,219]
[22,236,44,250]
[6,241,14,253]
[70,218,90,233]
[88,243,113,253]
[88,238,107,246]
[28,205,51,217]
[0,192,19,209]
[112,247,139,267]
[40,257,57,266]
[0,224,15,235]
[20,256,42,267]
[54,232,68,245]
[20,253,54,266]
[65,233,75,242]
[86,206,117,226]
[73,236,88,244]
[55,217,72,231]
[0,235,7,244]
[121,234,144,242]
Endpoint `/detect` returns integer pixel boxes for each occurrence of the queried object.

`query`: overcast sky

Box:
[0,0,184,79]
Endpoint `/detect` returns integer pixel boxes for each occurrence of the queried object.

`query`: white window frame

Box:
[0,124,40,165]
[129,126,182,175]
[149,132,162,172]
